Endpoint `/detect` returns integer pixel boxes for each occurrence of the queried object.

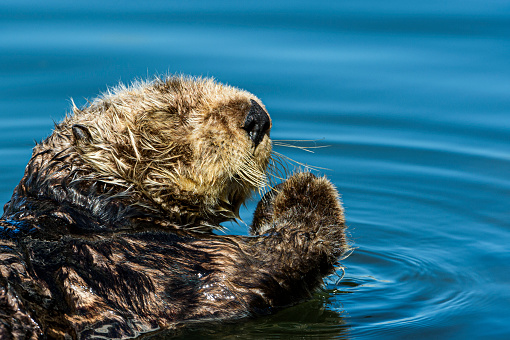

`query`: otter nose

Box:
[243,99,271,147]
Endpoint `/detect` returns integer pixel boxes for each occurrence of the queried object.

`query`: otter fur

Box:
[0,76,347,339]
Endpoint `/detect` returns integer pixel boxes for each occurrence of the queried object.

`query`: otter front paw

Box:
[250,172,345,236]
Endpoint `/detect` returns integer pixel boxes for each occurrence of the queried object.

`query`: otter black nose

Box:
[243,99,271,147]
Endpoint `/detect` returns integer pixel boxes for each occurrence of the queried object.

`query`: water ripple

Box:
[331,247,484,338]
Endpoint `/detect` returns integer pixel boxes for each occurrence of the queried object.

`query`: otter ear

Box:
[72,124,93,144]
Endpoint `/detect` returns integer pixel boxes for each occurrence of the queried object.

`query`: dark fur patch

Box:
[0,76,347,339]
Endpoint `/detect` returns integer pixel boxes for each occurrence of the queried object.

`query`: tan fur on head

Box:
[49,75,272,227]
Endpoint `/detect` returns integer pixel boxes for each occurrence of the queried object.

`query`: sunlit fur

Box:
[45,76,272,230]
[0,76,347,339]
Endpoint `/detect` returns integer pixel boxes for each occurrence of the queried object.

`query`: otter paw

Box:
[250,173,344,235]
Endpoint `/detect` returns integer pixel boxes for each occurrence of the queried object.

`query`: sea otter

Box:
[0,76,347,339]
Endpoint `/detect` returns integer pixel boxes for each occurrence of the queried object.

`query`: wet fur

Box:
[0,76,347,339]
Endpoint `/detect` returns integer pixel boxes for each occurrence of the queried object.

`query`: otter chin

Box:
[0,76,348,339]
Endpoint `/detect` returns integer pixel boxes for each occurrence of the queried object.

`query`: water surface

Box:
[1,1,509,339]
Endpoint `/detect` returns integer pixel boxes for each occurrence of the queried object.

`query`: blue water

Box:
[1,1,509,339]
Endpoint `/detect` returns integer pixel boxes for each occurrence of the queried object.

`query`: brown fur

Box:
[0,76,347,339]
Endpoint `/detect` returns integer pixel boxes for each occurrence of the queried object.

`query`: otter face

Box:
[63,76,272,224]
[185,96,272,219]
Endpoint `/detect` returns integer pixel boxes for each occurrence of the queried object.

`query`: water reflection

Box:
[158,297,349,340]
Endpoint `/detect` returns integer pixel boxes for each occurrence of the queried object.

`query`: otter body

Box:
[0,76,347,339]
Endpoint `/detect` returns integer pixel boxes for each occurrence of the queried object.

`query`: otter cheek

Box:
[191,131,238,185]
[253,134,272,168]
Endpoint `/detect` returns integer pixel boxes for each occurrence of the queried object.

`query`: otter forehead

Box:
[77,76,271,147]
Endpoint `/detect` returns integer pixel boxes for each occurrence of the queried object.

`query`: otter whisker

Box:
[271,150,330,172]
[273,141,329,153]
[273,138,328,148]
[272,139,325,142]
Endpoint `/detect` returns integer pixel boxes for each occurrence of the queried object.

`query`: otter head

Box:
[60,76,272,228]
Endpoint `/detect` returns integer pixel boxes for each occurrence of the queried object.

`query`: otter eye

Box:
[242,99,270,147]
